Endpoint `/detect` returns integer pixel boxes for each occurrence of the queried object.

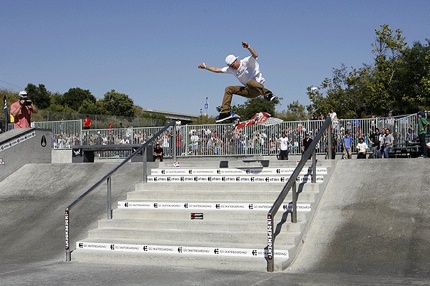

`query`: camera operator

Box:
[10,91,38,129]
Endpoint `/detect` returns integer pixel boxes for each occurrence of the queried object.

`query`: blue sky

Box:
[1,0,429,116]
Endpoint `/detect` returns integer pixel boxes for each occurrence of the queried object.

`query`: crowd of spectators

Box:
[39,112,422,159]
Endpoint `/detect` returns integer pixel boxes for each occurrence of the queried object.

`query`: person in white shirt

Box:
[277,133,290,160]
[356,138,369,159]
[190,131,199,155]
[198,41,277,122]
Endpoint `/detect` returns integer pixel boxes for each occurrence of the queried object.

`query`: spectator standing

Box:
[190,130,199,155]
[277,133,289,160]
[301,133,313,158]
[417,111,429,158]
[341,132,353,159]
[325,134,337,159]
[83,115,92,129]
[161,131,171,157]
[329,110,339,134]
[10,91,38,129]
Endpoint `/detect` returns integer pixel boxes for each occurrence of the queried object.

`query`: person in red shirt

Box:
[10,91,38,129]
[83,115,92,129]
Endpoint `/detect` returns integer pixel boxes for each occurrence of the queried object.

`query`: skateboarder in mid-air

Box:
[198,41,277,123]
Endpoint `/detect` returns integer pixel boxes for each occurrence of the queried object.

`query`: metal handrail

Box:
[266,116,332,272]
[64,120,176,261]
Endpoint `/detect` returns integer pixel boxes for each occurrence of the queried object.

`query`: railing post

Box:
[173,122,177,162]
[267,213,274,272]
[328,127,333,160]
[311,150,317,183]
[107,176,112,219]
[65,209,71,261]
[143,146,148,183]
[292,181,297,223]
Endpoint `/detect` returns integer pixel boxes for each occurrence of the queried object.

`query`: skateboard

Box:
[215,112,241,123]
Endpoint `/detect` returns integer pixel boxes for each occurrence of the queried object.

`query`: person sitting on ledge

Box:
[153,143,163,162]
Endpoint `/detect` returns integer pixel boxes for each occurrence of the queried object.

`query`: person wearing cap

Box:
[417,111,429,157]
[198,41,277,123]
[10,91,38,129]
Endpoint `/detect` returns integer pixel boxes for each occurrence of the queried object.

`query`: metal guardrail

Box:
[266,116,332,272]
[36,113,420,159]
[64,120,176,261]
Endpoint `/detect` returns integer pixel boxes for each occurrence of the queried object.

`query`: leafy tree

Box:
[25,83,51,109]
[232,97,276,119]
[78,99,103,115]
[392,40,430,113]
[102,89,134,117]
[62,87,96,111]
[307,24,430,118]
[191,115,217,124]
[277,100,308,121]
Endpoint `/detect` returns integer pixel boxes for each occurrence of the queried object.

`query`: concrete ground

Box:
[0,159,429,285]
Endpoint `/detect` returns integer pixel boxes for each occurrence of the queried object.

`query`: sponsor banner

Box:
[0,131,36,153]
[77,242,111,250]
[316,167,328,174]
[217,169,248,175]
[152,169,189,175]
[151,167,327,176]
[147,176,295,183]
[189,169,219,175]
[296,175,324,183]
[118,201,311,212]
[113,244,142,252]
[76,241,289,258]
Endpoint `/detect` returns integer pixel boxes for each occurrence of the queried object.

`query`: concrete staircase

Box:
[72,157,334,271]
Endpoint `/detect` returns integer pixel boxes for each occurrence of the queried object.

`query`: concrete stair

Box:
[72,157,333,271]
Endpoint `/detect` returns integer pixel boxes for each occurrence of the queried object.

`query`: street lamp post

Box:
[204,97,208,116]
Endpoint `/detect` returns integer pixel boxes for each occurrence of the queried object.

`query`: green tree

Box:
[232,97,277,119]
[392,40,430,113]
[102,89,134,117]
[307,24,427,118]
[277,100,308,121]
[25,83,51,109]
[191,115,216,124]
[62,87,96,111]
[370,24,407,115]
[78,99,103,115]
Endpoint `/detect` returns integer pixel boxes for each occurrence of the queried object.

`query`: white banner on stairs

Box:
[76,241,289,258]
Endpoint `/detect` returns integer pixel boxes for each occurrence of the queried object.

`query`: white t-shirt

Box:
[191,135,199,145]
[277,137,289,151]
[356,142,368,153]
[221,56,265,85]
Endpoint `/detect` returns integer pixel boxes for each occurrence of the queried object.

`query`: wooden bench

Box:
[72,144,152,163]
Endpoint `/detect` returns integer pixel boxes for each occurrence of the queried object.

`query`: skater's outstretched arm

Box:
[242,41,258,59]
[197,63,223,73]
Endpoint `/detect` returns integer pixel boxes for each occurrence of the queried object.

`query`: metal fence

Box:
[33,113,420,158]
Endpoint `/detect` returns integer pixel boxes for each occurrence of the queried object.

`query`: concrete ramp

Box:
[289,159,430,278]
[0,162,144,263]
